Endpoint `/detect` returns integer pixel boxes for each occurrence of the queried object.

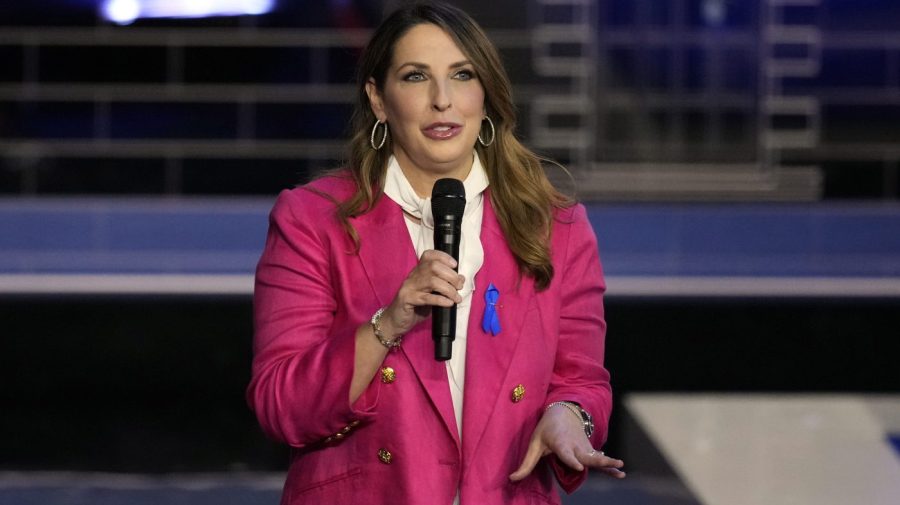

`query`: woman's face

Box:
[367,23,486,194]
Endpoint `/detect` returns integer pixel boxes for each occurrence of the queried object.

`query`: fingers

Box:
[417,291,460,308]
[554,446,584,472]
[405,250,464,305]
[599,466,627,479]
[420,250,465,291]
[511,446,627,481]
[508,439,548,481]
[508,412,626,482]
[577,449,626,478]
[383,250,465,335]
[420,249,458,268]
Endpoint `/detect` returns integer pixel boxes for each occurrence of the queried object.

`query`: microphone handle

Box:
[434,306,455,361]
[433,215,461,361]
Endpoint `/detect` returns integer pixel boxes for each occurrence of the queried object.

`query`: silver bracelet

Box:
[371,307,402,349]
[546,401,582,422]
[546,401,594,438]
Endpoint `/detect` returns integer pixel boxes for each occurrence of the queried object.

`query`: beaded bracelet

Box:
[371,307,402,349]
[546,401,594,438]
[546,401,582,422]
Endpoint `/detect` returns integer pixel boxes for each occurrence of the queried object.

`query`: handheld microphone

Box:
[431,178,466,361]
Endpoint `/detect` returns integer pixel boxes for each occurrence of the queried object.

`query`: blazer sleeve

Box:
[246,188,380,448]
[544,204,613,492]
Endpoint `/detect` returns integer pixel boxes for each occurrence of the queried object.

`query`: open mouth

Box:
[423,123,462,139]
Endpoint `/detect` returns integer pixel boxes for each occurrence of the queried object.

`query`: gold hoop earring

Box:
[370,120,388,150]
[477,115,495,147]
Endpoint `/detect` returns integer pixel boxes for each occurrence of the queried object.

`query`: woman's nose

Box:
[432,80,452,111]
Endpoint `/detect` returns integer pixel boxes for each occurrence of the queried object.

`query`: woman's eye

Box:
[403,71,426,82]
[455,70,475,81]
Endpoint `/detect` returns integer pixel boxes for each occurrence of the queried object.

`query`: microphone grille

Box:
[431,178,466,218]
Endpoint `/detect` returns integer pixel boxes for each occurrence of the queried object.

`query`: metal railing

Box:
[1,1,898,199]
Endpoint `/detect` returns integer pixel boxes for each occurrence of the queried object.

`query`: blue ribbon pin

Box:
[482,282,501,336]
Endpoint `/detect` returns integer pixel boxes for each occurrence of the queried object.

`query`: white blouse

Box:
[381,152,489,444]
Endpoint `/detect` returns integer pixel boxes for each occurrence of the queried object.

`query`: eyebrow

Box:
[396,60,473,71]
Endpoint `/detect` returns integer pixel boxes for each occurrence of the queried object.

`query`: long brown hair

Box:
[340,1,572,290]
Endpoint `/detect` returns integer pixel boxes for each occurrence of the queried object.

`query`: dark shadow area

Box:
[1,296,898,473]
[0,296,286,473]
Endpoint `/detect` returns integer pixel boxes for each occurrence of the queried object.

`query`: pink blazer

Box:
[248,174,612,505]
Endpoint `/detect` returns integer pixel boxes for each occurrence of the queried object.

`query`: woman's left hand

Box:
[508,404,626,481]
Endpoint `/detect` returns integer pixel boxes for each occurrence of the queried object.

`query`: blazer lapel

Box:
[354,197,461,447]
[353,197,416,312]
[462,193,536,459]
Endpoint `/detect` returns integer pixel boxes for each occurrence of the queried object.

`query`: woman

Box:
[248,2,624,504]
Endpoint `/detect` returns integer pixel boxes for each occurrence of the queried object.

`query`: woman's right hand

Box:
[377,249,465,339]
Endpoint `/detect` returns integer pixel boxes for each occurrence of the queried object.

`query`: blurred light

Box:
[103,0,141,25]
[243,0,274,15]
[101,0,276,25]
[702,0,727,27]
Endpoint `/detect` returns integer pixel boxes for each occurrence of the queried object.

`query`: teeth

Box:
[433,126,451,131]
